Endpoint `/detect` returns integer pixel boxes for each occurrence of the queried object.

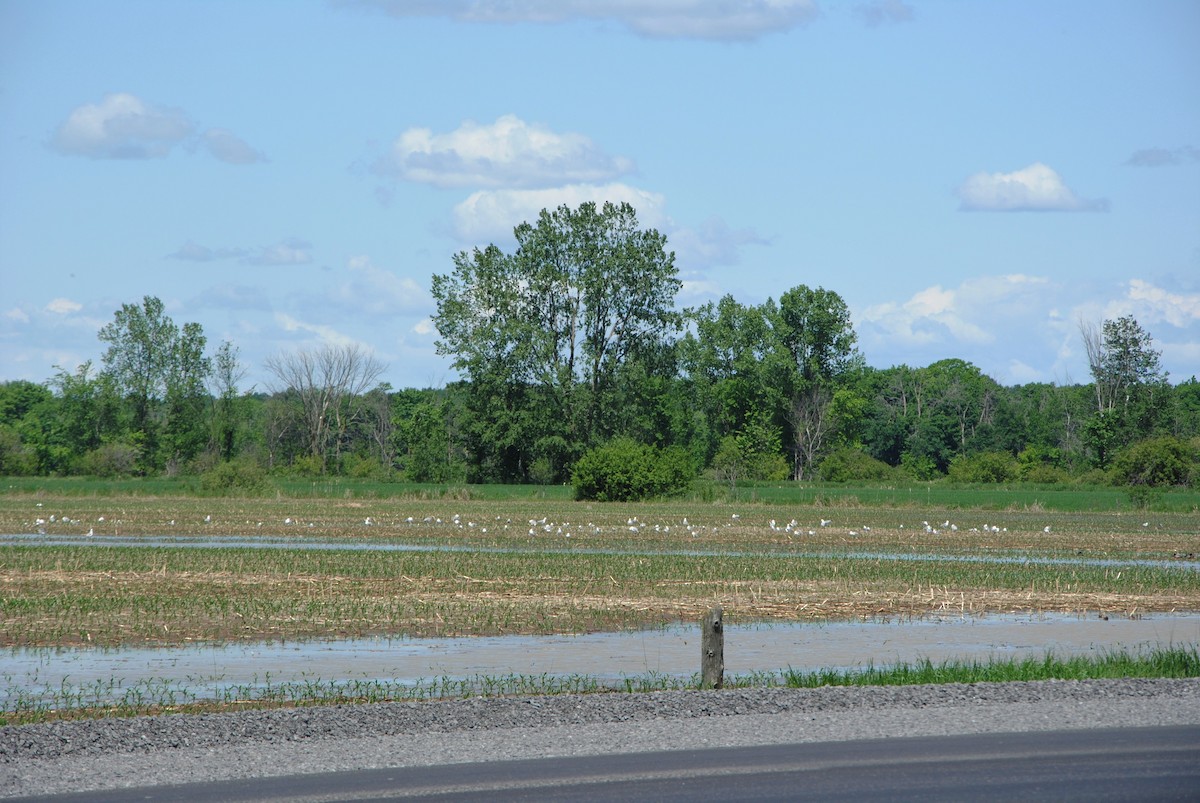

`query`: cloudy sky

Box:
[2,0,1198,392]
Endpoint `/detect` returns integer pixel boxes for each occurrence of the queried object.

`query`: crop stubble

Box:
[2,495,1198,648]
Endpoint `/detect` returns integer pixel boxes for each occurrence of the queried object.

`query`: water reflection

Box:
[5,613,1198,709]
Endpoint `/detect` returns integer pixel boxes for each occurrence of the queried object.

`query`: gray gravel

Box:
[4,678,1200,798]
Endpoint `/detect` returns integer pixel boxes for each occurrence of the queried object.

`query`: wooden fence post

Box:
[701,606,724,689]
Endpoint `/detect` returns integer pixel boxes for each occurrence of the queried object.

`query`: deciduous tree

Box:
[97,296,211,469]
[431,201,682,481]
[263,343,386,471]
[1081,315,1170,460]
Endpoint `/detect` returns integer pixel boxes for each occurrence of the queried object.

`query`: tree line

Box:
[2,201,1198,491]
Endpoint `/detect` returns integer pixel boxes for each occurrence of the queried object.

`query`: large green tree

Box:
[775,286,860,478]
[680,295,793,448]
[431,201,682,481]
[97,296,211,470]
[1082,315,1167,414]
[208,340,249,462]
[42,362,122,473]
[681,285,860,479]
[855,359,1001,476]
[1081,315,1170,464]
[776,285,859,384]
[0,380,53,475]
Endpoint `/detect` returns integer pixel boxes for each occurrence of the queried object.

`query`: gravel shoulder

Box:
[4,678,1200,798]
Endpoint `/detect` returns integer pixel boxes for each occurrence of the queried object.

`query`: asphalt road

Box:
[16,725,1200,802]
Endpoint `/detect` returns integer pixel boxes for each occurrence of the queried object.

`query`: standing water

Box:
[5,613,1198,710]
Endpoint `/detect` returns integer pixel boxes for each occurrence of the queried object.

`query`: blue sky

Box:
[2,0,1198,393]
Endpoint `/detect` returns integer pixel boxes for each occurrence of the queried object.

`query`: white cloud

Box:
[1125,146,1200,167]
[860,283,992,346]
[45,298,83,315]
[190,284,273,311]
[341,0,818,41]
[202,128,267,165]
[856,274,1199,384]
[412,318,435,336]
[168,241,250,261]
[169,239,312,264]
[50,93,264,165]
[679,277,726,302]
[5,308,30,324]
[856,0,914,27]
[451,182,667,244]
[1005,359,1042,384]
[668,216,769,270]
[858,274,1058,374]
[956,162,1109,212]
[862,281,1007,346]
[376,115,634,189]
[1124,279,1200,327]
[1162,341,1200,379]
[274,313,359,348]
[50,93,194,159]
[246,238,313,266]
[1097,279,1200,335]
[331,256,430,315]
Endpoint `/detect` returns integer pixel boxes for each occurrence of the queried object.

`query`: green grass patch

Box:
[782,645,1200,688]
[6,475,1199,512]
[719,481,1200,513]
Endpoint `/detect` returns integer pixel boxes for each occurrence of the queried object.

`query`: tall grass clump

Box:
[782,646,1200,688]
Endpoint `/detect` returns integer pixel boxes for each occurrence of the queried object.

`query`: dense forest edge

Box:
[2,202,1197,506]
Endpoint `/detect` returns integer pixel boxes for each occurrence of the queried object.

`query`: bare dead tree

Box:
[261,395,298,470]
[362,384,397,473]
[1079,318,1110,413]
[264,344,386,469]
[788,385,833,481]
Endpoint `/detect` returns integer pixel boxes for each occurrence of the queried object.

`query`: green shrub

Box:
[751,452,791,482]
[528,457,558,486]
[948,451,1019,484]
[1018,445,1062,474]
[77,442,141,478]
[0,426,37,476]
[287,454,326,477]
[199,458,271,495]
[898,452,940,481]
[572,437,695,502]
[1020,464,1069,484]
[1127,484,1165,510]
[818,447,892,482]
[1111,436,1197,488]
[1074,467,1113,486]
[711,432,790,487]
[342,453,387,480]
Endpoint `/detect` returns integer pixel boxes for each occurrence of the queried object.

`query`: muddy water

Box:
[5,614,1199,709]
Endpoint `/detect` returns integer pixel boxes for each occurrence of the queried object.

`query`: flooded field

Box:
[6,502,1199,713]
[4,532,1198,572]
[5,613,1198,710]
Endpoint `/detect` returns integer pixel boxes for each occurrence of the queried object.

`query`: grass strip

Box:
[782,645,1200,687]
[5,475,1200,512]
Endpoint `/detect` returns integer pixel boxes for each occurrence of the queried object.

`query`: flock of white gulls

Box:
[25,500,1163,541]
